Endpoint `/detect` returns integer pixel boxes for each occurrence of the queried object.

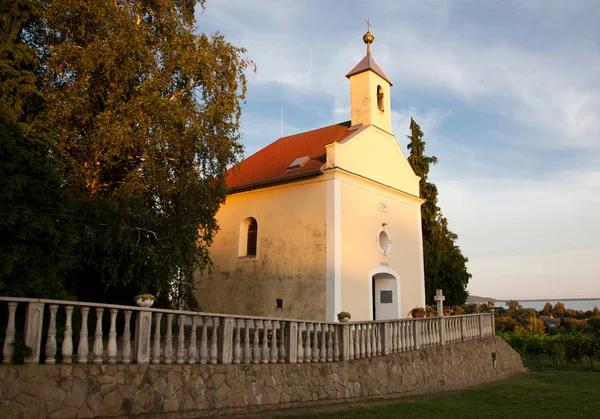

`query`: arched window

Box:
[238,217,258,257]
[377,85,384,112]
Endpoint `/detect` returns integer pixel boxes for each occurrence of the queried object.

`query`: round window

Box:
[378,230,391,255]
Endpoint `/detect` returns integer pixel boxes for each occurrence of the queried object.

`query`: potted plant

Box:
[426,305,436,317]
[410,307,426,318]
[135,294,156,308]
[443,306,453,316]
[337,311,351,322]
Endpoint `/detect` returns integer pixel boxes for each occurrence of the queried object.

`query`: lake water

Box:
[495,299,600,311]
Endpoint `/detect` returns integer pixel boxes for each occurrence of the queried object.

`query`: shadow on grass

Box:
[270,361,600,419]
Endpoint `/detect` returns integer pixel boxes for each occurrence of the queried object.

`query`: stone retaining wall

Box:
[0,336,524,418]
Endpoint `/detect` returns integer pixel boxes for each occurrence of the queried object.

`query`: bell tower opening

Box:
[377,85,384,112]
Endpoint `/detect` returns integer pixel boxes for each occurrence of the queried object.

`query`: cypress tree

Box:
[406,118,470,305]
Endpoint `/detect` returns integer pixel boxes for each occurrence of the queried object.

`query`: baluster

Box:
[107,309,118,364]
[200,316,209,364]
[304,323,312,363]
[297,322,304,363]
[210,317,219,364]
[164,314,174,364]
[401,322,406,350]
[261,320,269,364]
[122,311,132,364]
[370,324,375,356]
[354,325,361,359]
[360,325,366,358]
[279,321,286,363]
[77,307,90,363]
[312,323,320,362]
[348,325,355,360]
[252,320,261,363]
[365,324,372,357]
[2,302,17,364]
[333,325,339,362]
[279,321,286,364]
[91,308,103,363]
[45,305,58,364]
[176,314,186,364]
[428,320,433,346]
[270,320,279,363]
[390,322,396,353]
[320,323,327,362]
[319,324,327,362]
[243,319,252,364]
[327,325,334,362]
[188,316,198,364]
[62,306,74,364]
[233,319,242,364]
[376,324,382,356]
[152,313,162,364]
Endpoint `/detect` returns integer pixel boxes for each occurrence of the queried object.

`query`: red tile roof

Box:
[226,121,357,192]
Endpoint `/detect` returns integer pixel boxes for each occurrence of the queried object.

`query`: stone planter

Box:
[136,298,154,308]
[339,317,350,323]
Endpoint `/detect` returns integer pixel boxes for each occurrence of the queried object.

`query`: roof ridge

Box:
[278,120,352,140]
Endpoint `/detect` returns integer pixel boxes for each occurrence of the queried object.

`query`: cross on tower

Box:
[365,17,372,33]
[434,289,446,317]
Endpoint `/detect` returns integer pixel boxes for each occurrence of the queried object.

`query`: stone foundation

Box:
[0,336,524,418]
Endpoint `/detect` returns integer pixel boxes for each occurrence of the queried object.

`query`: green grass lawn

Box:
[277,361,600,419]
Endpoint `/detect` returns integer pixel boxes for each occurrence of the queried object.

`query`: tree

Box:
[406,118,470,305]
[0,0,76,298]
[553,301,566,318]
[506,300,521,315]
[541,302,553,316]
[36,0,252,306]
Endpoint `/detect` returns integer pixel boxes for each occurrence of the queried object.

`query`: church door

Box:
[372,273,398,320]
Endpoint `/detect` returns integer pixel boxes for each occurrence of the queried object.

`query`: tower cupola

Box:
[345,20,393,133]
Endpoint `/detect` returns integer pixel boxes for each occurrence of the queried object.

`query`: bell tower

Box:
[345,21,393,133]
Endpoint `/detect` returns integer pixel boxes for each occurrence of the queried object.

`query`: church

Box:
[195,29,426,322]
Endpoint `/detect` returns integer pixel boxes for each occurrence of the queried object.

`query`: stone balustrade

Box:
[0,297,495,366]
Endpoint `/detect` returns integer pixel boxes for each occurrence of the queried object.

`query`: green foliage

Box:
[406,118,470,305]
[553,301,566,317]
[499,330,600,370]
[0,0,76,298]
[337,311,351,321]
[541,302,553,316]
[18,0,253,306]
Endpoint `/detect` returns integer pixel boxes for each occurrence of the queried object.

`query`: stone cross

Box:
[434,289,445,317]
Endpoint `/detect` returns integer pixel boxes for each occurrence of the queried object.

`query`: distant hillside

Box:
[467,295,497,303]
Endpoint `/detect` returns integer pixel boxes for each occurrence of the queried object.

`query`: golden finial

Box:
[363,18,374,55]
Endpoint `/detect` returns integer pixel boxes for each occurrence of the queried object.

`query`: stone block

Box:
[98,390,122,417]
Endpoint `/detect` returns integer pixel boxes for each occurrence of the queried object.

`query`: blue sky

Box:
[196,0,600,300]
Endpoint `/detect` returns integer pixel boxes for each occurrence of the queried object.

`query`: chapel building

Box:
[195,30,426,322]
